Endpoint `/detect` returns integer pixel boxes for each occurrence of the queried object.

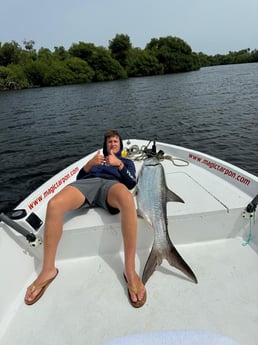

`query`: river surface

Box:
[0,63,258,212]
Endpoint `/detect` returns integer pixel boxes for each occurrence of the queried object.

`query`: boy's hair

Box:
[103,129,123,156]
[104,129,120,140]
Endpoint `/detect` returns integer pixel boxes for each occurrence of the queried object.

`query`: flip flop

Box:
[24,269,59,305]
[123,273,147,308]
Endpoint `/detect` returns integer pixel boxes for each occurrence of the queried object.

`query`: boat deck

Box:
[2,237,258,345]
[56,157,253,260]
[1,140,258,345]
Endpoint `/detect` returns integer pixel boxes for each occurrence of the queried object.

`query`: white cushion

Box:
[102,330,239,345]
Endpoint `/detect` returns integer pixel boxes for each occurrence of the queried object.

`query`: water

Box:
[0,63,258,212]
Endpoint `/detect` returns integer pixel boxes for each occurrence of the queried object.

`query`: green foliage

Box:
[24,58,94,87]
[23,40,35,51]
[0,64,29,89]
[127,48,164,77]
[24,60,48,86]
[19,49,37,65]
[146,36,192,55]
[197,48,258,67]
[89,47,127,81]
[250,49,258,62]
[65,57,94,83]
[53,46,69,61]
[0,41,22,66]
[146,36,199,73]
[37,47,53,62]
[42,61,75,86]
[0,35,257,91]
[0,66,9,89]
[69,42,96,61]
[69,42,127,81]
[109,34,132,68]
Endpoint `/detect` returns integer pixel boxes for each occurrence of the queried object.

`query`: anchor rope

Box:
[124,143,189,166]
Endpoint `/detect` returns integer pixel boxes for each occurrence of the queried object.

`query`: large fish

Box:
[136,156,198,285]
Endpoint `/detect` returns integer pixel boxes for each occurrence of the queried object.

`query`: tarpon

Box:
[136,156,198,285]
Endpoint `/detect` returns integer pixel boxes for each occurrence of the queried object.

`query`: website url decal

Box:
[188,153,250,186]
[28,166,79,210]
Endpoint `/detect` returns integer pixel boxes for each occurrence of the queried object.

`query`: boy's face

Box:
[106,135,120,154]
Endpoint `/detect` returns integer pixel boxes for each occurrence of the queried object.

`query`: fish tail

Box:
[142,246,163,285]
[166,243,198,284]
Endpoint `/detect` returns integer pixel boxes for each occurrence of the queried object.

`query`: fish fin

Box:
[137,209,153,227]
[165,242,198,284]
[142,246,163,285]
[166,188,184,203]
[132,186,138,197]
[137,209,144,218]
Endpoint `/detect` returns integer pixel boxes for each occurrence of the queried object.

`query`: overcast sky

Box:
[1,0,257,55]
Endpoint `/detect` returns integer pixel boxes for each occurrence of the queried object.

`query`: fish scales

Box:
[136,156,198,285]
[138,164,168,244]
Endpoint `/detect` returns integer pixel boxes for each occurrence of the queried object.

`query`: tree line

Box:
[198,48,258,67]
[0,34,257,91]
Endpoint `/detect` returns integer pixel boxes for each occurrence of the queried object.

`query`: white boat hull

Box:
[1,140,258,345]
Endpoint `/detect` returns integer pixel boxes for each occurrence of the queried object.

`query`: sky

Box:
[1,0,257,55]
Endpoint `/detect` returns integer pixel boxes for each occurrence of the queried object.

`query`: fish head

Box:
[143,156,161,167]
[137,156,161,182]
[137,155,185,204]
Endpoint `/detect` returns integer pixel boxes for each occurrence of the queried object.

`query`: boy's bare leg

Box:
[24,186,85,303]
[107,183,146,303]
